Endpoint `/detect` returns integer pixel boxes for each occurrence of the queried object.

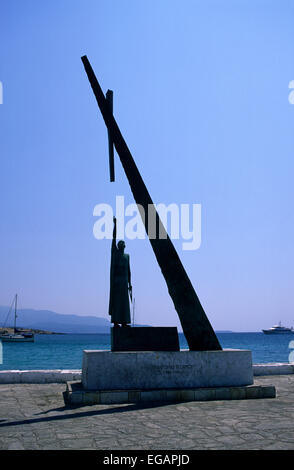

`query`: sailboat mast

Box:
[14,294,17,333]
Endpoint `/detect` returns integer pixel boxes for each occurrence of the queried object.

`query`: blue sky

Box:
[0,0,293,332]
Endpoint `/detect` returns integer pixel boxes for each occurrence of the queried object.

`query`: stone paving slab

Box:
[0,375,294,450]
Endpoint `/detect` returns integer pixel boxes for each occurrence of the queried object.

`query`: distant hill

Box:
[0,306,233,334]
[0,306,111,334]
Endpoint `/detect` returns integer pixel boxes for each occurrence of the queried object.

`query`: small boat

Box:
[0,294,34,342]
[262,322,294,335]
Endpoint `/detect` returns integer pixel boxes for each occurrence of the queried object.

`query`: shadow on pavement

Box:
[0,399,174,428]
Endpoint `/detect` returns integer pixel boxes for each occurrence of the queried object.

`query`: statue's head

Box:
[117,240,125,252]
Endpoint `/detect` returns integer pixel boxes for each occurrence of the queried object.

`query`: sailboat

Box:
[0,294,34,342]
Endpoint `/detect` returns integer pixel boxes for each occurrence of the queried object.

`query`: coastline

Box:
[0,327,64,335]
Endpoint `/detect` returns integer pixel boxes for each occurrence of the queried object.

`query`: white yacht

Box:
[262,322,294,335]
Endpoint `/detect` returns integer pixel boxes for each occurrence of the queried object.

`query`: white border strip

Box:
[253,363,294,376]
[0,370,82,383]
[0,363,293,384]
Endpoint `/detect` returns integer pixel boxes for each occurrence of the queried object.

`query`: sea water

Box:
[0,332,293,371]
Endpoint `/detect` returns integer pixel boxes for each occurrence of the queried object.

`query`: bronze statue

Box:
[108,217,132,327]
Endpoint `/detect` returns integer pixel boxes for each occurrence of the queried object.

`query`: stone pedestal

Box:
[82,349,253,391]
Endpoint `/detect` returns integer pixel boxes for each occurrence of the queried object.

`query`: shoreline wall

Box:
[0,363,294,384]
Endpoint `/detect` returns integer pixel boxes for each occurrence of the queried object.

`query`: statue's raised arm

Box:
[112,216,117,252]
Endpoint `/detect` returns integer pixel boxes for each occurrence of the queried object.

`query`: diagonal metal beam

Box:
[81,55,221,351]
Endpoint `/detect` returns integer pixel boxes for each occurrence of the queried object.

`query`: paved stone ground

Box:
[0,375,294,450]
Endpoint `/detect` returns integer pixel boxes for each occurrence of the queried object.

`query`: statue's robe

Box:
[108,243,131,324]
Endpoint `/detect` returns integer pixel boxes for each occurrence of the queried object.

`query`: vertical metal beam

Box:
[81,55,221,351]
[106,90,115,182]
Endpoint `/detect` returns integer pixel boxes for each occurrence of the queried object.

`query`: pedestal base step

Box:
[64,381,276,406]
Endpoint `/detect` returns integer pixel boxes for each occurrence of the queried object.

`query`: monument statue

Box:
[64,55,256,407]
[108,216,132,327]
[81,55,221,351]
